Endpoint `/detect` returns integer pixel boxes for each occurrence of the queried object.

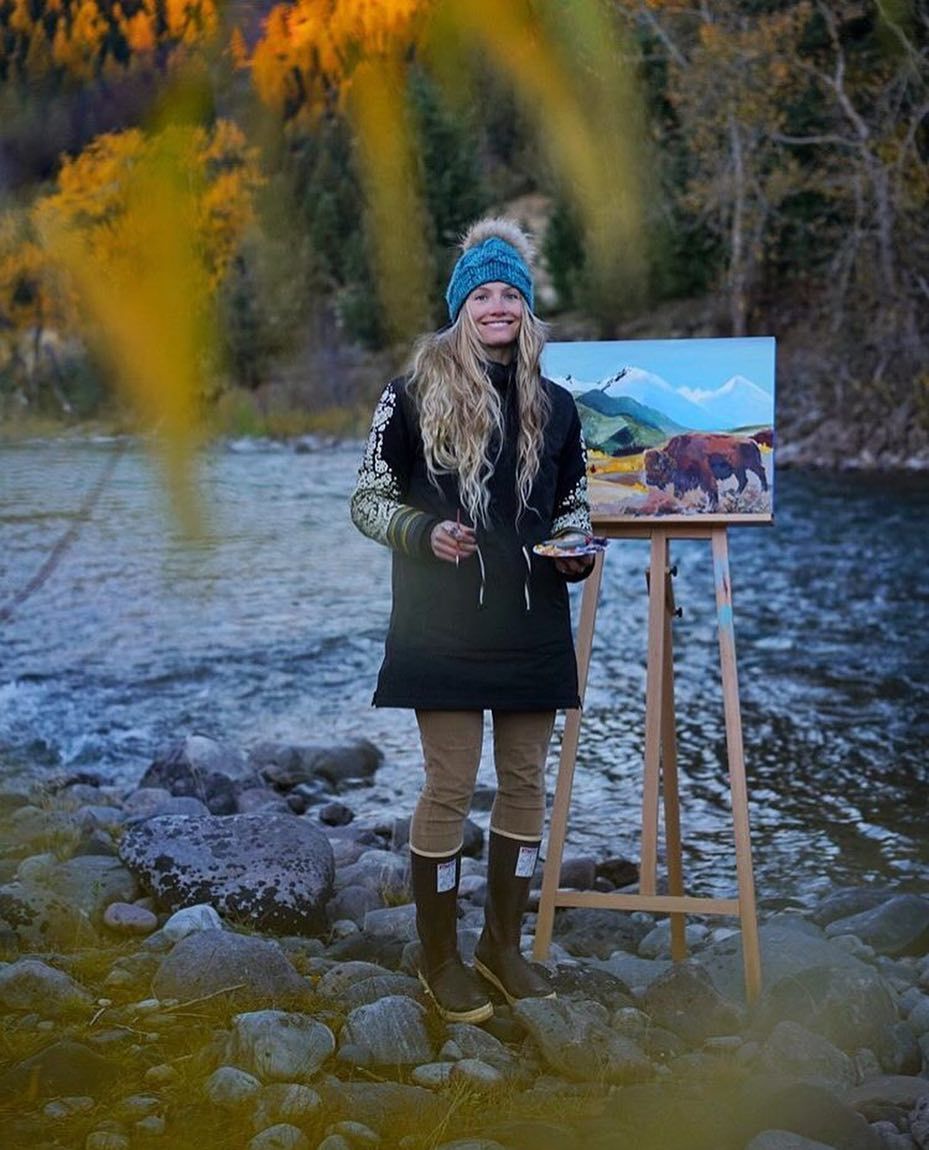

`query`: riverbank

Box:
[2,734,928,1150]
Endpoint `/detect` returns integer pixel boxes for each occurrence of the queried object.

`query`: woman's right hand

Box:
[430,520,477,563]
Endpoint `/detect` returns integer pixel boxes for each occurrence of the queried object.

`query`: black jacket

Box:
[351,361,592,710]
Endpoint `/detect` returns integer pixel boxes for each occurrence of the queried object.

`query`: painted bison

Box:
[644,433,768,510]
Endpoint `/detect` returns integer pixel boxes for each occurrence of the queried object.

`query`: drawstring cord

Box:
[521,545,532,613]
[471,540,532,613]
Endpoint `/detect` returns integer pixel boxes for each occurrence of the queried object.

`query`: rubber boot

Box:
[473,832,556,1004]
[409,848,493,1024]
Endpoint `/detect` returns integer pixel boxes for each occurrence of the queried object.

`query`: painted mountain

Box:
[543,338,776,524]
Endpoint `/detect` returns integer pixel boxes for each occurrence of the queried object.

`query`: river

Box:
[1,438,926,905]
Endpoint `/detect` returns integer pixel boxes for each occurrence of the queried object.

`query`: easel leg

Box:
[534,552,604,960]
[661,565,686,961]
[640,532,668,896]
[712,529,762,1002]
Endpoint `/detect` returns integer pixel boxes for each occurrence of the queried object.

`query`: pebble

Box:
[204,1066,262,1107]
[162,904,224,941]
[248,1124,309,1150]
[85,1134,130,1150]
[449,1058,505,1089]
[411,1062,456,1088]
[252,1083,322,1130]
[316,1137,352,1150]
[103,902,159,935]
[325,1121,380,1146]
[229,1010,335,1081]
[44,1096,95,1118]
[135,1115,167,1137]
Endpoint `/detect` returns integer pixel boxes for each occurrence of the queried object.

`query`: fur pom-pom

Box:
[459,217,535,267]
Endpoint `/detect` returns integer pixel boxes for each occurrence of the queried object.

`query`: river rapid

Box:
[1,438,926,906]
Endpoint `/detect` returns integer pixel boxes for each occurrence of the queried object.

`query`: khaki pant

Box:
[411,709,556,856]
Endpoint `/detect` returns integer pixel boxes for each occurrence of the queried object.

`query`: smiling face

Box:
[464,281,524,364]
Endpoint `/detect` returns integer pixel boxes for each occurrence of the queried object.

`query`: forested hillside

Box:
[1,0,926,465]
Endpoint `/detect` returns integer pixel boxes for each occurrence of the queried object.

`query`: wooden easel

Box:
[533,524,763,1003]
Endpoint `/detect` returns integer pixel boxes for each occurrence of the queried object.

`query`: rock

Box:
[595,857,639,889]
[885,1021,923,1076]
[316,1080,445,1130]
[825,896,929,957]
[0,1040,119,1100]
[85,1133,130,1150]
[249,740,382,788]
[700,920,874,1003]
[325,1121,380,1147]
[590,952,671,991]
[319,802,354,827]
[0,880,95,948]
[248,1123,309,1150]
[552,908,651,959]
[845,1076,929,1114]
[102,902,158,935]
[556,856,598,890]
[44,1095,95,1118]
[162,904,224,941]
[326,885,384,926]
[125,792,211,819]
[119,814,335,935]
[252,1083,322,1130]
[435,1141,506,1150]
[317,1137,352,1150]
[449,1058,505,1089]
[340,974,424,1009]
[643,961,744,1045]
[362,905,418,942]
[638,920,709,959]
[761,1021,856,1088]
[812,888,898,927]
[412,1062,456,1087]
[0,958,93,1015]
[746,1134,837,1150]
[513,997,652,1084]
[461,818,484,859]
[152,931,312,1009]
[140,735,253,811]
[911,1095,929,1150]
[548,963,635,1009]
[443,1023,517,1072]
[755,964,898,1058]
[315,961,394,1000]
[205,1066,262,1107]
[340,996,433,1067]
[229,1011,335,1080]
[237,788,292,815]
[336,850,410,899]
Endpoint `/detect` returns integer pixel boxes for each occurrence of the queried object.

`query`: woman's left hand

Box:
[554,555,595,578]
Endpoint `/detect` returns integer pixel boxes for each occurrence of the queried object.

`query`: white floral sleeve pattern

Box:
[551,422,592,537]
[351,382,437,556]
[351,386,402,546]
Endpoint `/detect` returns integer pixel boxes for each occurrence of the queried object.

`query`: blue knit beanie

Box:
[445,235,534,322]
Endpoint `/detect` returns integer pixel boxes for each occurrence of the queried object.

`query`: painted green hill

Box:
[575,389,680,456]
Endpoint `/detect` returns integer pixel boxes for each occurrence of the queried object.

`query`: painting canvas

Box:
[542,337,776,525]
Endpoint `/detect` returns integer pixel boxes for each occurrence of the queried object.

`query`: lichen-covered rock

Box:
[0,881,95,948]
[152,931,312,1009]
[119,813,334,935]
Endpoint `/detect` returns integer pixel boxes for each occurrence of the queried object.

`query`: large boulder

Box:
[119,813,334,935]
[152,930,312,1009]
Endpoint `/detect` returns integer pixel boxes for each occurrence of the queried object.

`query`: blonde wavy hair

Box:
[408,302,551,528]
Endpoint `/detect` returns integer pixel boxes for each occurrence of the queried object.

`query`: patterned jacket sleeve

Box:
[551,402,592,538]
[350,381,439,559]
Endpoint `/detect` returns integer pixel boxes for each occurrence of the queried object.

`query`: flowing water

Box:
[1,438,926,905]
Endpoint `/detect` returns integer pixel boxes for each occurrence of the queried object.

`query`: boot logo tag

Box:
[515,845,538,878]
[436,859,457,893]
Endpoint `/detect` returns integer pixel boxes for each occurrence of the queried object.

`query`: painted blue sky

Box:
[543,336,776,395]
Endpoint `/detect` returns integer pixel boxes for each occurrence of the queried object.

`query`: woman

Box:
[351,217,593,1023]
